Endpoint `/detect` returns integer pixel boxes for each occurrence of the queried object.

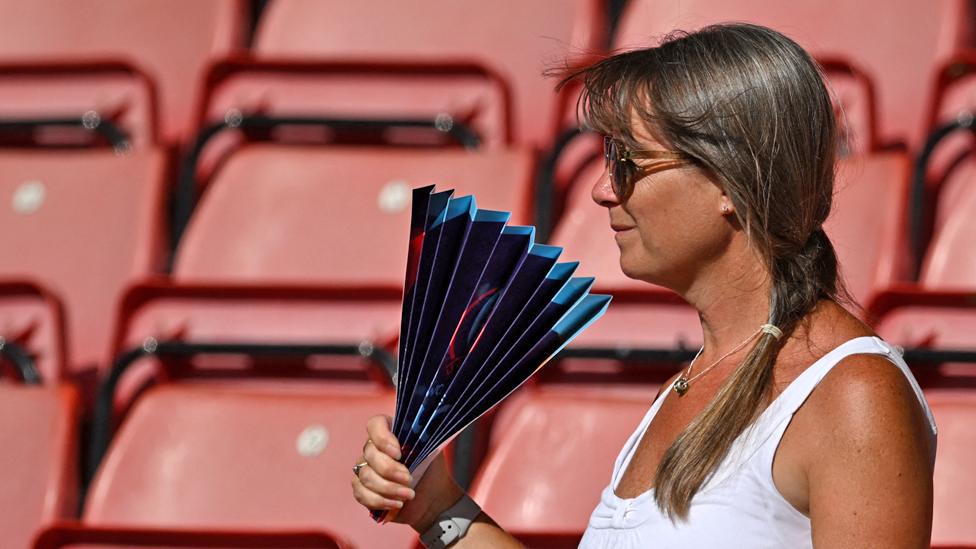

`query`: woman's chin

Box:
[618,253,674,289]
[618,255,653,282]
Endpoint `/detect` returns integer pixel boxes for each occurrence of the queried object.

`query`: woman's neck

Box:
[681,237,774,357]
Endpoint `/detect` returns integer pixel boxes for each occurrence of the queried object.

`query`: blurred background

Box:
[1,1,974,548]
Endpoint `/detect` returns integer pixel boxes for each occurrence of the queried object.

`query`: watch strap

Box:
[419,493,481,548]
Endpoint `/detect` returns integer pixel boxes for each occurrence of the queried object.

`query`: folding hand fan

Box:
[375,185,611,522]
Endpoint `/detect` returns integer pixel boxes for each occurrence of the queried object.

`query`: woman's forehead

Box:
[626,107,670,150]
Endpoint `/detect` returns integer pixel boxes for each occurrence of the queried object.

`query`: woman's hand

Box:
[351,414,464,532]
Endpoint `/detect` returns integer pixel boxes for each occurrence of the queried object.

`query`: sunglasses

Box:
[603,136,691,199]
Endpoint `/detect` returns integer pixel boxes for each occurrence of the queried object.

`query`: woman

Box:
[351,23,937,548]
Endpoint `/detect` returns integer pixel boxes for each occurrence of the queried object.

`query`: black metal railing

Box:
[0,114,131,150]
[0,338,42,384]
[910,113,975,276]
[534,126,592,242]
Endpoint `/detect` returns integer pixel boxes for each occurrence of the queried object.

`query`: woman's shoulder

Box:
[791,301,930,445]
[776,299,930,458]
[773,304,934,530]
[784,301,934,466]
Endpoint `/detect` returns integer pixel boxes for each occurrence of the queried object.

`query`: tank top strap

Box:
[769,336,896,417]
[764,336,936,438]
[706,336,936,491]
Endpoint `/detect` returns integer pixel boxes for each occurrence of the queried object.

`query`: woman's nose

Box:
[592,171,619,207]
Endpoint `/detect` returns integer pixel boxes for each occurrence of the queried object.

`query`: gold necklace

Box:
[672,325,778,396]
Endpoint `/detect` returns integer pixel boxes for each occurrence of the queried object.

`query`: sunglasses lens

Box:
[614,161,633,198]
[603,137,628,198]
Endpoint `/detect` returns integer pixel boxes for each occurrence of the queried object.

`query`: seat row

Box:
[2,141,976,548]
[0,0,973,155]
[5,335,975,548]
[2,136,973,382]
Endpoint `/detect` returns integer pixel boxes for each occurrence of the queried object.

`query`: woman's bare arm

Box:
[804,355,934,548]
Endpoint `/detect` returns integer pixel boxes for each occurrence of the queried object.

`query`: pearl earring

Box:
[722,204,729,213]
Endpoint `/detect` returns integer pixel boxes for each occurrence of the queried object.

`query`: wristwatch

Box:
[419,493,482,548]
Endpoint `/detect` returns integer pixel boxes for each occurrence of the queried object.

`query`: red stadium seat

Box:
[0,0,246,144]
[175,145,535,283]
[927,390,976,547]
[107,144,535,408]
[79,383,404,548]
[33,527,347,549]
[827,152,913,306]
[0,383,80,549]
[85,141,539,516]
[469,383,658,545]
[920,166,976,288]
[876,295,976,353]
[0,149,168,383]
[207,0,604,149]
[103,284,400,424]
[873,290,976,386]
[614,0,971,150]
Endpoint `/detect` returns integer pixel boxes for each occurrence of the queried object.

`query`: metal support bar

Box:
[534,126,588,242]
[0,338,42,384]
[0,115,131,150]
[910,114,975,275]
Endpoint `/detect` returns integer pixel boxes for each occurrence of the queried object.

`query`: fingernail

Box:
[398,487,415,500]
[398,470,412,484]
[386,443,401,459]
[392,499,404,509]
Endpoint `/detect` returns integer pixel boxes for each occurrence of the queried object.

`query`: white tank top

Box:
[579,336,938,549]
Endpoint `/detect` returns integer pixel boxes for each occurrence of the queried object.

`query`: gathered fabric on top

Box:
[579,336,937,549]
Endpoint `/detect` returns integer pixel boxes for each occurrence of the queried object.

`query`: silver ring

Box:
[352,461,368,477]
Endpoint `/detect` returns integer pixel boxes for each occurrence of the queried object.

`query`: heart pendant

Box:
[673,377,689,396]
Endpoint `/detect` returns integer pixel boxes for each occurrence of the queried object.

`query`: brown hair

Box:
[563,23,846,519]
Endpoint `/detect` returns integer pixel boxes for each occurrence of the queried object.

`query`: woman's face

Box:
[592,122,735,292]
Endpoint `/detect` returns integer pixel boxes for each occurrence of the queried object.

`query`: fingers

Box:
[351,473,407,511]
[358,459,416,502]
[366,414,402,460]
[364,439,413,485]
[351,415,414,513]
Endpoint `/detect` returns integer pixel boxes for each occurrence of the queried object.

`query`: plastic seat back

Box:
[927,390,976,546]
[253,0,604,148]
[0,149,167,377]
[0,383,79,549]
[174,145,535,284]
[470,384,657,538]
[85,384,413,548]
[0,0,246,143]
[921,164,976,288]
[826,153,912,307]
[614,0,969,149]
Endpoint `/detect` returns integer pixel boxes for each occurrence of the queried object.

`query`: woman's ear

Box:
[720,196,735,215]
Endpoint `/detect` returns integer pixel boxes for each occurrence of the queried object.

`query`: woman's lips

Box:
[611,224,634,232]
